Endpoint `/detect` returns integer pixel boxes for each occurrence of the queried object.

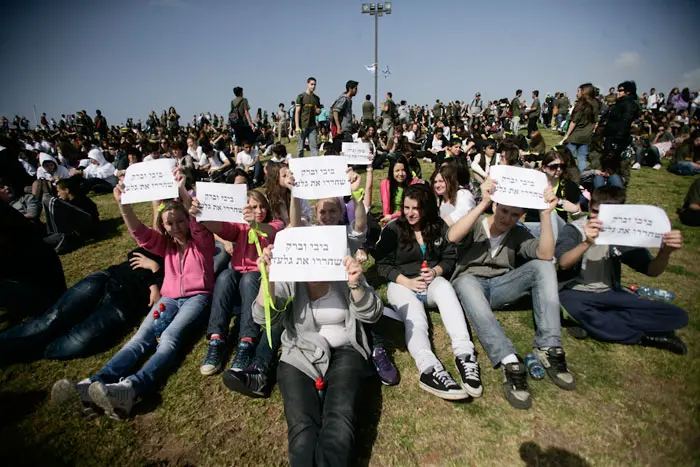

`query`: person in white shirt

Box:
[647,88,659,110]
[431,161,476,225]
[235,141,262,186]
[186,136,203,164]
[199,142,231,178]
[70,148,118,194]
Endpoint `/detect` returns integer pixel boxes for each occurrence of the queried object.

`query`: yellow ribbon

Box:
[248,225,290,347]
[351,188,365,202]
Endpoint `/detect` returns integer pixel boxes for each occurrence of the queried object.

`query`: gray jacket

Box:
[253,280,383,380]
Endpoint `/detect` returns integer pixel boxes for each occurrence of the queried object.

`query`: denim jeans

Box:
[0,272,133,359]
[212,242,231,278]
[557,114,567,129]
[593,173,624,189]
[92,293,210,396]
[567,143,589,172]
[452,260,562,367]
[297,126,318,158]
[206,269,261,342]
[278,347,370,467]
[511,116,520,136]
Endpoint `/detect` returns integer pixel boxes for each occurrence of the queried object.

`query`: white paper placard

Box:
[195,182,247,223]
[289,156,351,200]
[269,226,348,282]
[489,165,548,210]
[121,159,178,204]
[341,142,372,165]
[596,204,671,248]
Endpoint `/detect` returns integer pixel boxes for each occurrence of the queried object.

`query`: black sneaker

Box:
[222,366,270,398]
[418,366,468,400]
[200,339,225,376]
[640,333,687,355]
[454,355,483,398]
[534,347,576,391]
[230,340,255,371]
[502,362,531,410]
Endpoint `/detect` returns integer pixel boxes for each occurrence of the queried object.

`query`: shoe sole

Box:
[464,384,483,398]
[200,364,223,376]
[379,378,400,387]
[544,369,576,391]
[88,382,123,420]
[418,382,469,401]
[502,384,532,410]
[222,371,267,399]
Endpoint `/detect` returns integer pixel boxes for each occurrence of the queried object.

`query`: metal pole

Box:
[32,104,39,129]
[374,12,378,119]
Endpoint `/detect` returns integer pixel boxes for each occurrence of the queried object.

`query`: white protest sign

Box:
[289,156,351,200]
[195,182,247,223]
[269,226,348,282]
[341,142,372,165]
[489,165,548,210]
[121,159,178,205]
[596,204,671,248]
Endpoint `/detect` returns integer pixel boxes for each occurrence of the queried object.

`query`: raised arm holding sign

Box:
[489,165,548,210]
[596,204,672,248]
[121,159,178,204]
[195,182,247,223]
[289,156,351,200]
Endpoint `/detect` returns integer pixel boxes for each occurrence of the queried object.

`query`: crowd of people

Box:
[0,77,698,466]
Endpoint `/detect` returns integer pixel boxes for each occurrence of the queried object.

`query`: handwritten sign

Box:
[121,159,178,205]
[596,204,671,248]
[195,182,247,223]
[289,156,351,200]
[269,226,348,282]
[341,142,372,165]
[489,165,548,210]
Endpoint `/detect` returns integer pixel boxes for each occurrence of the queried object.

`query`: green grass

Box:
[1,129,699,466]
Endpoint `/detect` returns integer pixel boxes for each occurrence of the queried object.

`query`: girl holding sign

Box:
[254,243,383,467]
[51,172,214,420]
[374,184,482,400]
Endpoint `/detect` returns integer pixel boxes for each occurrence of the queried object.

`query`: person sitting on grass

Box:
[374,184,482,400]
[50,172,214,420]
[70,148,118,194]
[253,242,383,467]
[447,178,576,410]
[379,155,417,224]
[556,186,688,354]
[43,176,100,254]
[0,248,163,362]
[235,140,263,187]
[677,178,700,226]
[0,176,41,224]
[33,152,71,199]
[194,190,284,382]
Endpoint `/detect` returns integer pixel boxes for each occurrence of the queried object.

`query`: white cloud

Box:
[679,67,700,90]
[614,52,642,68]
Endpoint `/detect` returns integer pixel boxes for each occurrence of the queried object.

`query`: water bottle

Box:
[416,261,429,303]
[315,377,326,405]
[630,285,675,302]
[524,353,545,380]
[152,302,177,341]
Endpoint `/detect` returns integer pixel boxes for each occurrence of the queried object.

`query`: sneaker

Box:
[51,378,96,417]
[88,379,137,420]
[222,366,270,398]
[229,340,255,371]
[640,333,687,355]
[454,355,483,398]
[372,347,399,386]
[653,163,662,170]
[418,366,468,400]
[502,362,531,410]
[200,339,225,376]
[533,347,576,391]
[631,162,641,170]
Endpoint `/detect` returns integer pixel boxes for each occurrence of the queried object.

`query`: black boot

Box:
[640,333,687,355]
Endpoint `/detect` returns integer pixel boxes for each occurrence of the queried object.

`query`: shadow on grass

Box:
[520,441,590,467]
[0,390,46,429]
[353,378,383,467]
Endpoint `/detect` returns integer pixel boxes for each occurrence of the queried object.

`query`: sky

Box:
[2,0,699,126]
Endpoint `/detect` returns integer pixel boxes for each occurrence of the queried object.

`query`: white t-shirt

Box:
[312,288,350,348]
[199,150,227,169]
[483,217,506,258]
[404,130,416,142]
[431,137,444,151]
[236,149,258,168]
[439,188,476,223]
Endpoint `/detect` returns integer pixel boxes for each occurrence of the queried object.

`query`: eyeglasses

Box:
[546,163,565,170]
[617,89,625,93]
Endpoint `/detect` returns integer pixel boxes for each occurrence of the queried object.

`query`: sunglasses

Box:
[546,163,565,170]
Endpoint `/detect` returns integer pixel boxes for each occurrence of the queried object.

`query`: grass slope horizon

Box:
[0,129,698,466]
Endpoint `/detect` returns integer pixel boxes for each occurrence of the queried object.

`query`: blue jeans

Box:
[297,127,318,158]
[452,260,562,367]
[593,173,624,189]
[557,114,567,129]
[206,269,261,342]
[567,143,589,172]
[92,294,210,396]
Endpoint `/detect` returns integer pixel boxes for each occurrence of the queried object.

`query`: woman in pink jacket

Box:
[51,173,214,420]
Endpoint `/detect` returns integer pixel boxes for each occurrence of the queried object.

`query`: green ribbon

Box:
[351,188,365,202]
[248,225,290,347]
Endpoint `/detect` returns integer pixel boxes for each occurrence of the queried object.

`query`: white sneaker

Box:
[51,378,95,417]
[88,379,137,420]
[653,163,662,170]
[631,162,641,170]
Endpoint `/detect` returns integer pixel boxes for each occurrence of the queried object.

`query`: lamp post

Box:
[361,2,392,119]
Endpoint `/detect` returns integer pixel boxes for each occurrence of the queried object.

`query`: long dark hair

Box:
[263,162,290,220]
[431,164,459,205]
[573,83,596,121]
[396,184,442,254]
[387,154,410,204]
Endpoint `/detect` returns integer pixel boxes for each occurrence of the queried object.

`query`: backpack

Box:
[229,99,246,125]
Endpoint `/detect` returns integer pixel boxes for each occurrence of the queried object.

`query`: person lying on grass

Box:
[51,170,214,420]
[556,186,688,354]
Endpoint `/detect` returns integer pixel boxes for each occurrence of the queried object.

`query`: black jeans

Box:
[635,146,660,166]
[527,116,539,136]
[278,347,370,467]
[0,272,135,360]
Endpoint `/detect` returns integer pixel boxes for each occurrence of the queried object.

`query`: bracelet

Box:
[348,282,361,290]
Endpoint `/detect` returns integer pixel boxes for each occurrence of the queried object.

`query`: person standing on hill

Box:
[526,90,541,138]
[362,94,375,127]
[556,93,571,130]
[510,90,524,136]
[332,80,359,144]
[229,86,256,156]
[381,91,397,136]
[295,77,321,158]
[433,99,444,124]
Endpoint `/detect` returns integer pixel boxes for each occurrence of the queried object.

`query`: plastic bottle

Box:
[524,353,545,380]
[416,261,429,303]
[631,285,675,302]
[315,377,326,405]
[152,302,176,341]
